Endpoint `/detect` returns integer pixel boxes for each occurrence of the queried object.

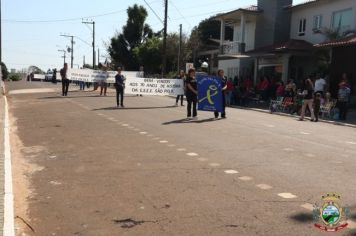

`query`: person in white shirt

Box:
[314,74,327,96]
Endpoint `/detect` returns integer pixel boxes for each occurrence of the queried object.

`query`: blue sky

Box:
[3,0,305,71]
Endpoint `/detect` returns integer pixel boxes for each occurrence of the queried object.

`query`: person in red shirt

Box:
[276,81,285,98]
[226,79,234,106]
[257,76,270,101]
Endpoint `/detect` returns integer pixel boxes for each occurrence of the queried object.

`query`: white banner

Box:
[35,69,184,96]
[66,68,140,83]
[125,78,184,96]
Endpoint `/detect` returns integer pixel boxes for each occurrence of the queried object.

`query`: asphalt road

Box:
[5,80,356,236]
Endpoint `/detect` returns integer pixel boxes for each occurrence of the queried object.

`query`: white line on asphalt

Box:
[209,163,221,167]
[49,181,62,185]
[256,184,272,190]
[159,140,168,143]
[224,170,239,174]
[140,132,148,135]
[283,148,294,152]
[346,141,356,145]
[300,203,314,211]
[3,96,15,236]
[304,153,315,157]
[300,131,310,135]
[49,155,57,159]
[121,124,129,127]
[238,176,253,181]
[197,157,208,162]
[177,148,186,152]
[186,152,198,157]
[277,193,297,199]
[264,124,275,128]
[98,113,105,116]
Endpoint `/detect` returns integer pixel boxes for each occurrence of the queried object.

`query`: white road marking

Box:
[209,163,221,167]
[304,153,315,157]
[346,141,356,145]
[159,140,168,143]
[186,152,198,157]
[283,148,294,152]
[9,88,56,95]
[264,124,275,128]
[49,181,62,186]
[300,203,314,211]
[140,132,148,135]
[3,96,15,236]
[256,184,272,190]
[224,170,239,174]
[49,155,57,159]
[98,113,105,116]
[238,176,253,181]
[197,158,208,162]
[277,193,297,199]
[177,148,186,152]
[300,131,310,135]
[121,124,129,127]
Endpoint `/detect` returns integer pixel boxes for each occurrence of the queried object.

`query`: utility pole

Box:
[162,0,168,77]
[60,34,74,68]
[82,20,95,69]
[0,0,2,64]
[58,49,66,64]
[98,48,100,65]
[83,55,85,67]
[178,24,182,73]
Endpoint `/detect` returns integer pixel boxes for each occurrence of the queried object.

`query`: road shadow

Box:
[93,105,176,111]
[38,95,113,99]
[162,117,216,125]
[289,212,314,223]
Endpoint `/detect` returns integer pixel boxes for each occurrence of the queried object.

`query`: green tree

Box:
[28,65,43,74]
[108,4,153,70]
[133,36,162,74]
[1,62,9,80]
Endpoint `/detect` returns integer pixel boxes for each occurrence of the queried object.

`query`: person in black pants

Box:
[175,70,186,106]
[115,67,125,108]
[186,68,198,120]
[214,69,227,119]
[60,63,69,96]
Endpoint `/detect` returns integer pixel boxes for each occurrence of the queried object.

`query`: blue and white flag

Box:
[197,75,223,112]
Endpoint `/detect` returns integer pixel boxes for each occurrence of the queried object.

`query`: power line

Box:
[143,0,164,25]
[4,9,127,23]
[169,0,192,28]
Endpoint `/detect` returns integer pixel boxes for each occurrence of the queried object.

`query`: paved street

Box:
[4,81,356,236]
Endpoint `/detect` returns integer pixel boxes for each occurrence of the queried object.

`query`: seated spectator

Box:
[337,82,351,120]
[226,78,234,106]
[285,79,296,98]
[276,81,285,98]
[257,76,270,101]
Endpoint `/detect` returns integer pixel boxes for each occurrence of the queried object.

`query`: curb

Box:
[230,105,356,128]
[3,96,15,236]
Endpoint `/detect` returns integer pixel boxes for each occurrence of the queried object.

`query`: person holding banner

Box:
[175,70,186,106]
[186,68,198,120]
[99,63,108,96]
[60,63,70,96]
[214,69,227,119]
[115,67,125,108]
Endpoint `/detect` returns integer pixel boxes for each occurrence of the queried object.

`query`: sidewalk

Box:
[0,95,5,233]
[231,103,356,128]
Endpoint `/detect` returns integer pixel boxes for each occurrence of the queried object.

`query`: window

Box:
[313,15,323,31]
[332,8,352,31]
[298,18,306,36]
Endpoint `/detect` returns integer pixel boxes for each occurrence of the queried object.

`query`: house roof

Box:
[314,35,356,48]
[246,39,314,55]
[285,0,320,9]
[212,5,262,20]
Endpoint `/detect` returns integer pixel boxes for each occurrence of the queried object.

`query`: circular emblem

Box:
[321,203,340,225]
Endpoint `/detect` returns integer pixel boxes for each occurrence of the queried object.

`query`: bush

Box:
[9,73,22,81]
